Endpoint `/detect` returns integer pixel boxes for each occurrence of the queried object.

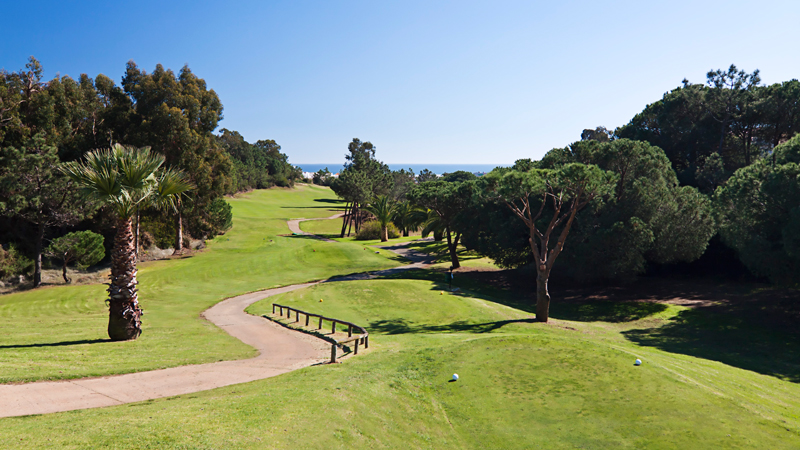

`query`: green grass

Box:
[2,186,800,449]
[2,274,799,448]
[0,185,400,383]
[299,216,345,237]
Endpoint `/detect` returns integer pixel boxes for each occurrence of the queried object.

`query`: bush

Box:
[0,244,33,279]
[355,221,400,240]
[206,198,233,234]
[45,231,105,283]
[140,214,175,249]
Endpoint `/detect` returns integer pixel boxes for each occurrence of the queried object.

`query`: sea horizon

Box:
[296,163,510,175]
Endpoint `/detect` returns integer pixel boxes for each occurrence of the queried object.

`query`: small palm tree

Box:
[420,209,446,241]
[61,144,193,341]
[391,201,423,237]
[363,195,397,242]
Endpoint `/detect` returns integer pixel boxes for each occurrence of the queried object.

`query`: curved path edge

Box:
[0,217,434,419]
[0,283,329,418]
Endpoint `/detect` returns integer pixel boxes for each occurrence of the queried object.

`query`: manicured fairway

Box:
[2,273,799,448]
[1,186,799,449]
[0,185,399,383]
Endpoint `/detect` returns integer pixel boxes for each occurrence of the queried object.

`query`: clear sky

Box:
[2,1,799,164]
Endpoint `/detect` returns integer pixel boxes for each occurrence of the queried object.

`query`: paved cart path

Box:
[0,218,433,418]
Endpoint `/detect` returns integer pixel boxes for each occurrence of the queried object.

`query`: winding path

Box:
[0,217,432,418]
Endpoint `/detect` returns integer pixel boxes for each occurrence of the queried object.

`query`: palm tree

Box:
[150,168,193,254]
[420,209,447,241]
[61,144,193,341]
[363,195,397,242]
[391,201,427,237]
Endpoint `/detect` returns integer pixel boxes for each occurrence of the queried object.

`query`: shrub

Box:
[355,221,400,240]
[140,214,176,249]
[45,231,105,283]
[0,244,33,280]
[206,198,233,234]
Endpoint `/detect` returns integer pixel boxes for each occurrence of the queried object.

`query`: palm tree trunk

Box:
[33,222,45,287]
[134,208,140,260]
[107,217,142,341]
[175,209,183,252]
[381,225,388,242]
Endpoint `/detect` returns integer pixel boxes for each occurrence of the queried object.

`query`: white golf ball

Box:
[452,373,459,381]
[634,359,642,366]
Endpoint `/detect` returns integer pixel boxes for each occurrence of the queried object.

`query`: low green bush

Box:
[0,244,33,279]
[355,221,400,240]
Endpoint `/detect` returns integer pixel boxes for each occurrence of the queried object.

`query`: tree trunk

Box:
[61,256,70,283]
[340,202,351,238]
[535,269,550,322]
[175,209,183,252]
[33,222,45,287]
[107,217,142,341]
[403,228,409,237]
[445,227,460,269]
[347,203,355,237]
[381,225,388,242]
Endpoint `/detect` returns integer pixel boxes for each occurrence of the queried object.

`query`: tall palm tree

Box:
[61,144,193,341]
[363,195,397,242]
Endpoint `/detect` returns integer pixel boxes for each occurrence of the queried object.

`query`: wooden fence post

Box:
[295,310,299,322]
[330,344,336,363]
[305,314,310,326]
[318,317,323,329]
[354,339,359,355]
[332,321,336,334]
[348,325,352,337]
[272,304,276,314]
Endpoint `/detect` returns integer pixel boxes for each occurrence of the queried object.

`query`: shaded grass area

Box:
[457,266,800,382]
[0,185,400,383]
[3,275,796,448]
[622,288,800,382]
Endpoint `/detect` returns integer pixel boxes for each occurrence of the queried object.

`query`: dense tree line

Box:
[617,65,800,192]
[0,57,298,285]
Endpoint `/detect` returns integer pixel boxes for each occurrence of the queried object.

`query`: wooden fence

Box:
[272,303,369,363]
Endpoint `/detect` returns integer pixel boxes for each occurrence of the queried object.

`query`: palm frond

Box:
[60,144,181,219]
[114,144,164,192]
[152,168,195,212]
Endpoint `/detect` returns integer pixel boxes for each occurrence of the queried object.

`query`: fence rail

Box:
[272,303,369,363]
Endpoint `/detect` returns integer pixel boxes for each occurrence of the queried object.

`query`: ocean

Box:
[296,163,509,175]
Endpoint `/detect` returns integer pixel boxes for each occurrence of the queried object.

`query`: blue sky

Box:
[2,1,799,164]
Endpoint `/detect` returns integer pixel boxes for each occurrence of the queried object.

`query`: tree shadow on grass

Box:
[551,301,669,322]
[368,317,536,335]
[622,295,800,383]
[0,338,111,349]
[375,267,800,381]
[377,268,670,323]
